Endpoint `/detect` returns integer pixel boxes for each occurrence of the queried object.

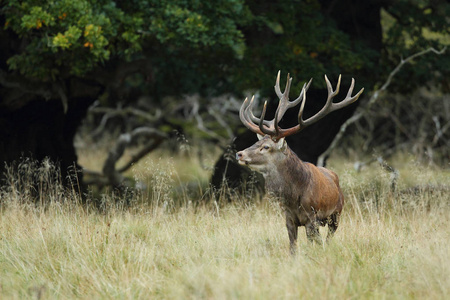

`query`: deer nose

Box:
[236,151,243,160]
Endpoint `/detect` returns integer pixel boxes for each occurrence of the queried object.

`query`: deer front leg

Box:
[326,212,340,242]
[305,221,322,245]
[286,216,298,255]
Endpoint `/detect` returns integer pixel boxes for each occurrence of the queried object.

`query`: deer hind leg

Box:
[305,221,322,245]
[326,212,340,242]
[286,217,299,255]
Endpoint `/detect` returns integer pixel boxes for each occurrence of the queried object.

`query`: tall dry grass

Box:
[0,154,449,299]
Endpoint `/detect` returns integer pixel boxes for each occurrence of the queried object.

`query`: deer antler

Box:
[239,71,364,141]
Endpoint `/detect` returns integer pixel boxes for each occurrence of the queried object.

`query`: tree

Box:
[0,0,249,186]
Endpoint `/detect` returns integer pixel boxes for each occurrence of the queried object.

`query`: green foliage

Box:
[1,0,448,98]
[226,1,378,97]
[381,0,450,91]
[2,0,248,80]
[5,0,118,78]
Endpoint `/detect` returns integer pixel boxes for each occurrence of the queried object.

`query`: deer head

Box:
[236,71,364,170]
[236,134,288,173]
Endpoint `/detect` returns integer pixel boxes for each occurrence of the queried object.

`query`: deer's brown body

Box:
[236,71,363,253]
[237,136,343,252]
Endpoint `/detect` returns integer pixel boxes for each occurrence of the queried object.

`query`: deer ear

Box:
[257,134,265,140]
[276,137,287,151]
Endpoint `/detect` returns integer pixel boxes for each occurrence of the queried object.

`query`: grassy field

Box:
[0,151,449,299]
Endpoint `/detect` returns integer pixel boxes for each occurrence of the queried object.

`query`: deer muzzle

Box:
[235,151,249,165]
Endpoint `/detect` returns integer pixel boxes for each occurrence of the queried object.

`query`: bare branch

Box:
[84,127,169,188]
[89,106,162,122]
[379,47,446,95]
[0,69,53,108]
[431,116,450,147]
[89,106,162,138]
[116,128,167,173]
[317,47,447,167]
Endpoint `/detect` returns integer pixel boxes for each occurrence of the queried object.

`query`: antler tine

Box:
[274,71,293,102]
[325,74,341,105]
[298,85,307,124]
[329,78,364,110]
[246,96,271,127]
[240,96,275,136]
[240,97,263,135]
[273,73,293,135]
[284,73,292,99]
[291,78,313,107]
[259,101,274,135]
[274,70,283,99]
[274,77,312,136]
[275,75,314,122]
[273,72,317,139]
[300,74,363,128]
[299,74,340,128]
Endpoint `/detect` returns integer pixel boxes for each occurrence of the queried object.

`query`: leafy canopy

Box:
[3,0,248,81]
[2,0,448,99]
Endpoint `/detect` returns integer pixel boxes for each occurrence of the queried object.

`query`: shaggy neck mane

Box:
[264,146,311,202]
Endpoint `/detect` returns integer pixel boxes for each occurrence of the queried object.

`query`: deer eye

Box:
[263,145,270,150]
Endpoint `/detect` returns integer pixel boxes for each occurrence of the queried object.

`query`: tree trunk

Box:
[0,96,95,188]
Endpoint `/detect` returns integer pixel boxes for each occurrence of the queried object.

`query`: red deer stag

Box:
[236,71,363,254]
